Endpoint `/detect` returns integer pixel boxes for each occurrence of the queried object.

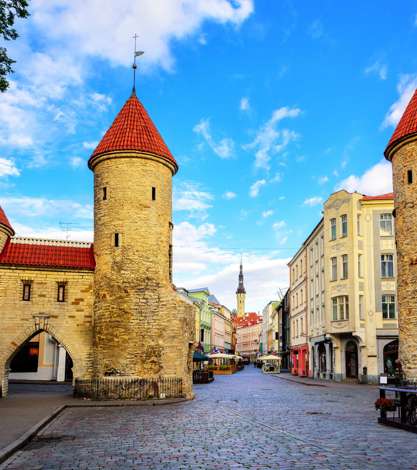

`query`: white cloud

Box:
[0,158,20,177]
[262,210,274,218]
[0,196,93,219]
[364,61,388,81]
[383,74,417,128]
[240,96,250,111]
[249,179,266,198]
[70,156,84,168]
[304,196,323,207]
[173,220,289,310]
[31,0,254,72]
[244,106,301,170]
[272,220,289,246]
[223,191,237,200]
[336,160,392,196]
[12,221,93,242]
[318,176,329,185]
[83,141,99,150]
[173,181,213,219]
[193,118,234,158]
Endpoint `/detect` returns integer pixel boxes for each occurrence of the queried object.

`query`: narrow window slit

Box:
[407,170,413,184]
[103,187,107,200]
[152,187,156,201]
[114,233,120,247]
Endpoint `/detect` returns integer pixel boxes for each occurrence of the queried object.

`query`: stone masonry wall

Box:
[391,138,417,380]
[0,267,94,397]
[92,154,195,398]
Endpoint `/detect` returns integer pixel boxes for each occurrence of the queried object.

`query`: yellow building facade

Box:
[323,190,398,383]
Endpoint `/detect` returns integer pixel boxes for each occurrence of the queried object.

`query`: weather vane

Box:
[132,33,144,94]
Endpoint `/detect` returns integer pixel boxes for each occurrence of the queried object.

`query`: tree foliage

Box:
[0,0,29,92]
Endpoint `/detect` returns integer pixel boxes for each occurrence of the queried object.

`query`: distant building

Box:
[277,290,291,371]
[188,288,212,353]
[235,312,262,361]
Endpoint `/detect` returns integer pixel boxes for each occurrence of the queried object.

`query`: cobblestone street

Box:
[2,368,417,470]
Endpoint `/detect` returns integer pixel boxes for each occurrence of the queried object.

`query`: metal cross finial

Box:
[132,33,144,94]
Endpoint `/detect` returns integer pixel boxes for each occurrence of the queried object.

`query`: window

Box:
[359,295,364,321]
[341,214,348,237]
[380,213,393,236]
[103,187,107,200]
[382,295,396,319]
[331,257,337,281]
[357,214,361,236]
[200,328,204,343]
[358,254,363,278]
[169,244,173,282]
[332,296,349,321]
[22,282,32,301]
[57,283,66,302]
[408,169,413,184]
[341,254,348,279]
[330,218,336,240]
[114,233,120,247]
[152,186,156,201]
[381,254,394,278]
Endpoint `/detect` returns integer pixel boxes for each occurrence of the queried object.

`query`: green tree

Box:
[0,0,29,92]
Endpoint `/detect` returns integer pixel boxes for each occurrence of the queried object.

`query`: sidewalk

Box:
[0,383,75,451]
[0,382,189,456]
[272,372,379,389]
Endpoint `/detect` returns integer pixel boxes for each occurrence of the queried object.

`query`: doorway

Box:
[345,341,358,379]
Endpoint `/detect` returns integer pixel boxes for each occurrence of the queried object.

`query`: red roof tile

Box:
[362,193,394,201]
[0,242,95,270]
[385,89,417,159]
[233,312,263,328]
[0,206,14,235]
[89,93,177,169]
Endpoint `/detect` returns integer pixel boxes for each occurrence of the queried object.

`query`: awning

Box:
[193,351,209,362]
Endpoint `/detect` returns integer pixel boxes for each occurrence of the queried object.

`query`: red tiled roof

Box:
[0,206,14,235]
[89,93,177,169]
[233,312,263,328]
[385,89,417,159]
[362,193,394,201]
[0,242,95,270]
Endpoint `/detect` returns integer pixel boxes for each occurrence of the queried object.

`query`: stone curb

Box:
[0,404,66,465]
[0,397,190,465]
[271,374,328,387]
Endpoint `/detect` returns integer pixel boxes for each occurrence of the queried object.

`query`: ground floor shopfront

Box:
[290,344,308,376]
[329,333,398,384]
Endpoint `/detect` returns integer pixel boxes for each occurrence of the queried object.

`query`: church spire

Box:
[236,258,246,294]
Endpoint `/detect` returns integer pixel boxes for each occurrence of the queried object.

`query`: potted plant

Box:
[375,398,396,412]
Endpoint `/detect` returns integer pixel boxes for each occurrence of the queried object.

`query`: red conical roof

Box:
[0,206,14,235]
[385,89,417,160]
[89,93,176,170]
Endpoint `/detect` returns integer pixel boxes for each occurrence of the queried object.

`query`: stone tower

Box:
[0,207,14,252]
[385,89,417,381]
[87,91,195,399]
[236,260,246,318]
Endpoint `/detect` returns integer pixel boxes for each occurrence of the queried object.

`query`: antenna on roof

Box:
[132,33,144,95]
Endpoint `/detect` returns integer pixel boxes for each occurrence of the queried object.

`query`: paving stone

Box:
[2,368,417,469]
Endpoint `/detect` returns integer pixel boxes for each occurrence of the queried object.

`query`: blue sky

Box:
[0,0,416,311]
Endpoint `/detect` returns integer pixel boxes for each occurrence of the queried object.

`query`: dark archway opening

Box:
[345,340,358,379]
[383,339,398,376]
[5,330,74,398]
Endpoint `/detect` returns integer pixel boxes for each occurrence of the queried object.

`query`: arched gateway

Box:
[0,87,195,400]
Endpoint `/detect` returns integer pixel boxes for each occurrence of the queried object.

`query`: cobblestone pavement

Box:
[2,368,417,469]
